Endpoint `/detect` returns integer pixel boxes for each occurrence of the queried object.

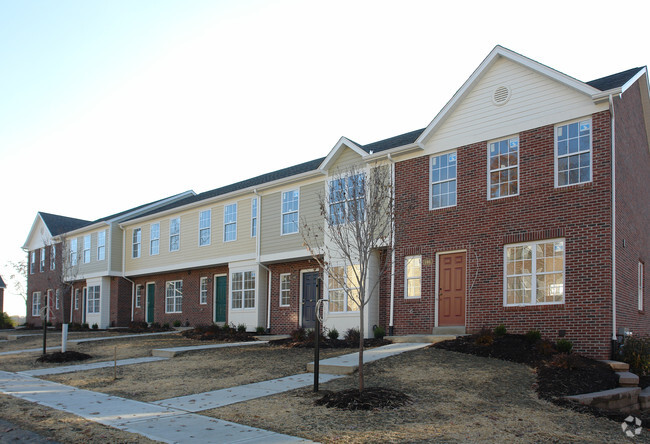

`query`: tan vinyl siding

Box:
[423,57,607,154]
[331,147,364,172]
[110,223,123,273]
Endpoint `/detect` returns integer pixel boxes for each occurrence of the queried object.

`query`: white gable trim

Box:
[622,67,648,94]
[417,45,602,146]
[22,213,54,250]
[318,137,366,172]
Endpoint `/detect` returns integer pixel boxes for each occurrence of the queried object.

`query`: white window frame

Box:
[87,286,101,314]
[199,209,211,247]
[200,277,208,305]
[132,228,141,259]
[224,203,237,242]
[50,245,56,270]
[150,222,160,255]
[70,238,78,266]
[327,264,360,313]
[231,270,256,310]
[430,151,457,210]
[328,174,366,225]
[405,255,422,299]
[279,273,291,307]
[83,235,91,263]
[30,251,35,274]
[169,218,180,252]
[281,189,300,235]
[251,197,258,238]
[488,136,519,200]
[74,288,80,310]
[639,261,645,312]
[135,285,143,308]
[555,117,593,188]
[55,289,60,310]
[32,292,41,317]
[40,247,45,272]
[97,231,106,261]
[503,239,565,307]
[165,280,183,313]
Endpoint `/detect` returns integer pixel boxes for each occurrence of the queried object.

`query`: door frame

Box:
[434,249,467,328]
[299,268,319,328]
[145,282,155,323]
[213,273,227,324]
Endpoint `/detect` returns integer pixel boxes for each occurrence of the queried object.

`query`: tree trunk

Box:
[358,304,364,392]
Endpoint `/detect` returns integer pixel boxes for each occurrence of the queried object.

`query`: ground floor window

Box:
[74,289,80,310]
[135,285,143,308]
[55,289,61,310]
[405,256,422,298]
[32,292,41,317]
[200,277,208,304]
[231,271,255,309]
[87,286,101,313]
[505,239,565,306]
[166,280,183,313]
[328,265,360,313]
[279,273,291,307]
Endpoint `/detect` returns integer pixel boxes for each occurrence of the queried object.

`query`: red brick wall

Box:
[130,265,228,326]
[268,259,322,334]
[389,111,614,358]
[110,277,133,327]
[614,76,650,338]
[26,244,71,326]
[0,288,4,314]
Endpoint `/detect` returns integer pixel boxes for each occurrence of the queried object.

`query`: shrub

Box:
[237,323,247,333]
[344,327,361,344]
[494,324,507,336]
[475,328,494,346]
[291,327,306,342]
[373,326,386,339]
[255,326,266,335]
[0,312,14,329]
[327,328,340,340]
[151,322,161,329]
[81,323,89,330]
[536,340,555,356]
[173,320,182,327]
[91,323,99,330]
[620,336,650,376]
[162,323,170,329]
[525,330,541,343]
[556,339,573,354]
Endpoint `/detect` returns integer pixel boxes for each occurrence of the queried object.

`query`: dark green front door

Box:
[214,276,227,323]
[146,283,155,323]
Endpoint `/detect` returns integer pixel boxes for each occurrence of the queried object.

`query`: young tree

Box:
[302,162,395,391]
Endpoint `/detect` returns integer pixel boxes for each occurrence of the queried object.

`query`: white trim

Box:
[280,188,300,235]
[318,137,367,172]
[622,67,647,94]
[487,135,520,200]
[554,117,593,188]
[223,203,237,243]
[198,209,212,247]
[169,217,181,252]
[429,150,458,210]
[404,255,422,299]
[434,249,467,328]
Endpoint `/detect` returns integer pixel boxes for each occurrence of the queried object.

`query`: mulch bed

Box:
[36,351,92,363]
[180,325,256,342]
[270,337,391,349]
[316,387,412,410]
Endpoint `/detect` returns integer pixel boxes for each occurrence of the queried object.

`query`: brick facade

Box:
[26,244,70,326]
[388,111,615,358]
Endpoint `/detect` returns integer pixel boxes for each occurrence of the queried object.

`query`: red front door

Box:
[438,252,466,326]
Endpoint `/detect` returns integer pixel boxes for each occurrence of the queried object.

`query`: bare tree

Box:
[6,260,28,308]
[302,162,395,391]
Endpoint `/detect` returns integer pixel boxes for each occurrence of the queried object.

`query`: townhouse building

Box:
[24,46,649,358]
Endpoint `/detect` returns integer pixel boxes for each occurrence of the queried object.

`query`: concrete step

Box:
[617,371,640,387]
[432,326,466,335]
[386,334,457,344]
[565,387,641,413]
[600,360,630,371]
[253,334,290,341]
[639,387,650,410]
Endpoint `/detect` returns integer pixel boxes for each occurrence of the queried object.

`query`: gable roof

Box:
[39,212,92,236]
[360,128,425,154]
[587,67,645,91]
[0,275,6,289]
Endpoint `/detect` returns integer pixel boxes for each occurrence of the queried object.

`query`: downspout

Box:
[609,94,618,355]
[254,189,272,332]
[387,153,396,336]
[121,226,136,323]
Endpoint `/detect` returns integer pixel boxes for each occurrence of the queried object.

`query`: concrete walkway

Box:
[17,357,170,377]
[0,346,62,356]
[152,340,268,357]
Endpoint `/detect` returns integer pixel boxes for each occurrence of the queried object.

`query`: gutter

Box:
[120,226,136,322]
[387,154,396,335]
[254,189,272,332]
[610,93,618,349]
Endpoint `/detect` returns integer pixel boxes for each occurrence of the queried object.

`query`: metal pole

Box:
[314,279,321,392]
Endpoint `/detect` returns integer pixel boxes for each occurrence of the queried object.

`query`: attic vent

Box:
[492,86,511,106]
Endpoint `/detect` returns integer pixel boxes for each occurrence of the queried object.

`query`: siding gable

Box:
[328,146,365,172]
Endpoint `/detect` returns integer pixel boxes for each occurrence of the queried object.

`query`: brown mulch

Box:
[35,351,92,363]
[271,337,391,349]
[316,387,412,410]
[180,325,256,342]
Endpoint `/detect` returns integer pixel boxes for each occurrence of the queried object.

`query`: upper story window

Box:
[488,137,519,199]
[199,210,211,246]
[165,280,183,313]
[200,277,208,304]
[231,270,255,309]
[70,238,78,266]
[639,261,645,311]
[150,223,160,255]
[50,245,56,270]
[279,273,291,307]
[251,198,258,237]
[40,247,45,272]
[329,174,365,225]
[281,190,299,234]
[504,239,565,306]
[83,235,91,263]
[430,152,457,209]
[224,203,237,242]
[328,265,360,313]
[132,228,141,258]
[556,118,592,187]
[97,231,106,261]
[30,251,35,274]
[170,218,180,252]
[405,256,422,299]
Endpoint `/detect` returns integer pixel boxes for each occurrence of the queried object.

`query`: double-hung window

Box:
[83,235,91,263]
[135,285,142,308]
[231,271,255,309]
[74,289,80,310]
[279,273,291,307]
[505,239,565,306]
[639,261,645,311]
[556,119,591,187]
[87,286,101,314]
[200,277,208,304]
[405,256,422,298]
[55,289,60,310]
[40,248,45,272]
[488,137,519,199]
[199,210,211,246]
[132,229,141,258]
[30,251,35,274]
[97,231,106,261]
[150,223,160,255]
[281,190,299,234]
[329,174,365,225]
[32,292,41,316]
[50,245,56,270]
[70,239,78,266]
[251,198,258,237]
[165,280,183,313]
[430,152,457,209]
[328,265,360,312]
[224,204,237,242]
[170,218,180,252]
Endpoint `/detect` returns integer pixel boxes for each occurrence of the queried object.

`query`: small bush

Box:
[81,323,89,330]
[91,323,99,330]
[620,336,650,376]
[524,330,541,343]
[0,312,15,329]
[475,328,494,346]
[173,320,182,327]
[162,323,170,329]
[327,328,340,340]
[291,327,306,342]
[536,340,555,356]
[345,327,361,344]
[151,322,161,329]
[255,326,266,335]
[494,324,507,336]
[237,323,247,333]
[556,339,573,354]
[373,326,386,339]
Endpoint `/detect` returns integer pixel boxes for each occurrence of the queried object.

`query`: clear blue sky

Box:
[1,0,648,315]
